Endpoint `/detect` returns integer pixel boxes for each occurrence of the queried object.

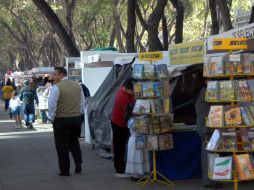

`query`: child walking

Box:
[9,91,23,129]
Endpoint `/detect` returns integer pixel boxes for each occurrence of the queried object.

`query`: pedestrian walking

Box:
[48,67,86,176]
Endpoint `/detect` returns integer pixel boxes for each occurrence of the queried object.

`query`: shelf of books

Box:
[204,38,254,190]
[131,52,175,188]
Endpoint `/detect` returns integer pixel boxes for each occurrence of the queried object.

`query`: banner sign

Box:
[207,23,254,50]
[213,38,247,50]
[169,40,204,65]
[139,52,163,61]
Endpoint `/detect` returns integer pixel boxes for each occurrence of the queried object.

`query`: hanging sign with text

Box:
[139,52,163,61]
[213,38,248,50]
[169,40,204,65]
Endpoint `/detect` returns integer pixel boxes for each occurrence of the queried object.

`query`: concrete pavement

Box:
[0,100,253,190]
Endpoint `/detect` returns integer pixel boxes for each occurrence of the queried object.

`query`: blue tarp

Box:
[156,131,202,180]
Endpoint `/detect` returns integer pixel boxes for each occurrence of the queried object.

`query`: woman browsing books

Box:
[111,78,136,178]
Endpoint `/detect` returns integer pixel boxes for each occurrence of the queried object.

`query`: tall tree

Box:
[170,0,184,44]
[216,0,233,32]
[126,0,136,53]
[209,0,219,34]
[32,0,80,56]
[147,0,168,51]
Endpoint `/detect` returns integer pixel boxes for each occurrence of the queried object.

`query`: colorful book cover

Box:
[206,129,221,151]
[248,131,254,150]
[147,135,158,151]
[134,117,150,133]
[244,107,254,126]
[158,134,173,150]
[206,81,219,101]
[212,156,232,180]
[224,106,241,126]
[221,131,237,150]
[153,81,164,97]
[247,79,254,99]
[238,80,251,101]
[159,115,173,133]
[219,80,235,101]
[208,106,224,127]
[151,99,163,114]
[133,82,142,98]
[225,54,242,74]
[151,117,160,134]
[133,64,144,79]
[142,82,154,97]
[242,53,254,74]
[209,56,224,75]
[208,153,220,179]
[143,64,155,78]
[241,107,251,126]
[135,135,146,150]
[133,99,151,113]
[154,64,169,78]
[234,153,254,180]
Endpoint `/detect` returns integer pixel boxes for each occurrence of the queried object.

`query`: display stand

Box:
[137,151,175,187]
[132,52,175,188]
[204,38,254,190]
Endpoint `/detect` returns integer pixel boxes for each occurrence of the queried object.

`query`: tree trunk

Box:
[216,0,233,32]
[109,28,116,47]
[112,0,126,52]
[126,0,136,53]
[170,0,184,44]
[162,13,168,50]
[147,0,168,51]
[63,0,77,43]
[201,0,209,38]
[249,6,254,24]
[32,0,80,56]
[209,0,219,35]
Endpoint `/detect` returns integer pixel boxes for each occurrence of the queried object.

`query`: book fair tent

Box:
[83,49,204,180]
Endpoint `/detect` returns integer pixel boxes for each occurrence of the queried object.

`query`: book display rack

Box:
[132,52,175,188]
[204,38,254,190]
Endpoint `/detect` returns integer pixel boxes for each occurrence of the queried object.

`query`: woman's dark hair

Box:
[43,77,49,85]
[54,67,67,76]
[6,78,11,85]
[122,78,137,90]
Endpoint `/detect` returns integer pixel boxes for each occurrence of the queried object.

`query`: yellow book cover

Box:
[234,153,254,180]
[224,107,241,126]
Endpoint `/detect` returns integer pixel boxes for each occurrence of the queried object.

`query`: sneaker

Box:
[115,173,130,178]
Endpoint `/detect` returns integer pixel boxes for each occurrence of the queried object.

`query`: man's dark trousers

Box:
[53,116,82,174]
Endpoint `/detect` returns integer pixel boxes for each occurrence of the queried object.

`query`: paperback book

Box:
[158,134,173,150]
[242,53,254,74]
[142,82,154,97]
[154,64,169,78]
[224,106,241,126]
[147,135,158,151]
[206,81,219,101]
[135,135,147,150]
[153,81,164,97]
[143,64,155,78]
[133,64,144,79]
[212,156,233,180]
[208,106,224,127]
[234,153,254,180]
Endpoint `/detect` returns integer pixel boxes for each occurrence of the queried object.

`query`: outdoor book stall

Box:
[131,51,174,187]
[205,38,254,190]
[155,41,205,180]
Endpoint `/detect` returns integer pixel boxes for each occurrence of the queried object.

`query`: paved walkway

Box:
[0,100,253,190]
